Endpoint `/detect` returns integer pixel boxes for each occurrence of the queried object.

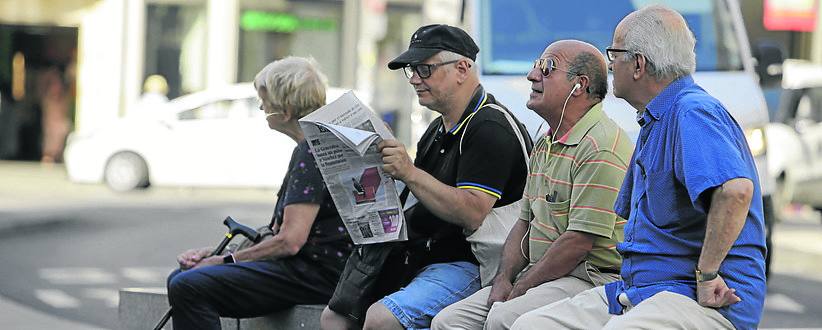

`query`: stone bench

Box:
[119,288,324,329]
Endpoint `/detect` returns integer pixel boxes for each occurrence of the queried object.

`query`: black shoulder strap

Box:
[459,103,531,171]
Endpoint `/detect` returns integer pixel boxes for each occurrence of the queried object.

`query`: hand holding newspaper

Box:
[299,91,408,244]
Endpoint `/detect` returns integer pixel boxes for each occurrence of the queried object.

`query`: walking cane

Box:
[153,216,261,330]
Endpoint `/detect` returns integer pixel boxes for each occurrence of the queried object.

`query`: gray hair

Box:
[621,5,696,80]
[435,50,477,75]
[253,56,328,118]
[567,52,608,100]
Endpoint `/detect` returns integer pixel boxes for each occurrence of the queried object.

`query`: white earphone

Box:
[522,80,584,261]
[551,81,581,144]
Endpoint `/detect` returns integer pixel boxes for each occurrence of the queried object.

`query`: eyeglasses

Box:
[403,60,459,79]
[533,58,576,77]
[605,48,633,62]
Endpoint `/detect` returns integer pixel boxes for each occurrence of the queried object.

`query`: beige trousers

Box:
[431,276,594,330]
[510,286,735,330]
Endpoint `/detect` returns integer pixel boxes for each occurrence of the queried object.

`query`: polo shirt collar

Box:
[556,102,604,146]
[448,85,487,135]
[644,75,694,122]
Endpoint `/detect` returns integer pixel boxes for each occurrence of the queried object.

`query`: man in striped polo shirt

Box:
[432,40,633,329]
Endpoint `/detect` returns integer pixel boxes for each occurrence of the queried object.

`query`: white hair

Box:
[435,50,477,75]
[253,56,328,118]
[621,5,696,80]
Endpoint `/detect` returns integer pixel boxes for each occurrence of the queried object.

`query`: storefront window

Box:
[144,3,207,99]
[237,1,342,85]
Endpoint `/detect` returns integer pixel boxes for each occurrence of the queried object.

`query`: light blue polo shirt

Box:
[606,75,767,330]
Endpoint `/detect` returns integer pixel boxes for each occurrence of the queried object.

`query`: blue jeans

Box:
[166,259,338,330]
[380,261,481,330]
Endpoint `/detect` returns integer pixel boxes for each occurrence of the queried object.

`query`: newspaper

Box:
[299,91,408,244]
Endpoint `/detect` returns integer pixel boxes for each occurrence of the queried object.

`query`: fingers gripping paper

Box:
[299,91,408,244]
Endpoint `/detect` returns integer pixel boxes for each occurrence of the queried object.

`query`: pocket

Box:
[644,170,699,228]
[535,199,571,231]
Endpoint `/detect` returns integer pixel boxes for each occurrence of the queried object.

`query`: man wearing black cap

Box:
[321,24,531,330]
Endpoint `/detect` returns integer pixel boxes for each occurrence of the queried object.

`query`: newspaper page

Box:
[299,91,407,244]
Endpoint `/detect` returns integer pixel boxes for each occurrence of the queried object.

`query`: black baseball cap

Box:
[387,24,479,70]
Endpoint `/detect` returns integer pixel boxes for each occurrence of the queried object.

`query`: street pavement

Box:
[2,161,822,329]
[0,161,273,329]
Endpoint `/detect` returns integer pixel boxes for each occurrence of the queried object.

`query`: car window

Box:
[229,97,258,118]
[793,90,822,132]
[178,100,232,120]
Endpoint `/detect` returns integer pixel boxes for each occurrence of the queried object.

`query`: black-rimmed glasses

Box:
[605,48,633,62]
[403,60,459,79]
[533,58,577,77]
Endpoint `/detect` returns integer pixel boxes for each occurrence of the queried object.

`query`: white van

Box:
[467,0,776,271]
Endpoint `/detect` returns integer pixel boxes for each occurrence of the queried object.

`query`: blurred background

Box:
[0,0,821,329]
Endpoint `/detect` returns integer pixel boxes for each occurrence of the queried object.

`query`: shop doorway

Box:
[0,25,77,162]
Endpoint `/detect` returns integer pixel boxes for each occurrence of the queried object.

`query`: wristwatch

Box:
[694,267,718,282]
[223,253,236,264]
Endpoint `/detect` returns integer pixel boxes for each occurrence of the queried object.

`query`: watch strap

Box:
[695,267,718,282]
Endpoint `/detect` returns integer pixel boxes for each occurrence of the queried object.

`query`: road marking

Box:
[765,293,806,314]
[39,268,116,285]
[121,267,172,284]
[35,289,80,308]
[83,288,120,308]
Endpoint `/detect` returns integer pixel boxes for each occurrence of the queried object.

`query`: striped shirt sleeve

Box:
[567,150,629,238]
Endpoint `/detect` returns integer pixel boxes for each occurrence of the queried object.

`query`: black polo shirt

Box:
[405,85,531,264]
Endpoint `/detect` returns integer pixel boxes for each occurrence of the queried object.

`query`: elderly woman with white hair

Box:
[166,57,352,330]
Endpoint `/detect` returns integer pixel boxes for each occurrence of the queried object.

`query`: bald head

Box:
[616,4,696,80]
[547,40,608,101]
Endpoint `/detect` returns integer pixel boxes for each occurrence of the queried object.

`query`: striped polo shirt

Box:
[520,103,633,273]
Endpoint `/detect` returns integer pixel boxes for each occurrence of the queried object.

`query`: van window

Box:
[479,0,743,75]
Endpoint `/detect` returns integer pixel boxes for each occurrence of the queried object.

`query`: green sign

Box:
[240,11,337,32]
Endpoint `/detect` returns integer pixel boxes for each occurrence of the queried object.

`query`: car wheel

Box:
[104,151,149,191]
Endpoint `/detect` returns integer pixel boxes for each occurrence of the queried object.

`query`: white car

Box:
[65,83,354,191]
[766,60,822,216]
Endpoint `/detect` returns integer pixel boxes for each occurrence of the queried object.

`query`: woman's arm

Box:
[192,203,320,268]
[233,203,320,261]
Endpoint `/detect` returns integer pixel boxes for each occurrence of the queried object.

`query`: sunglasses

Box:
[403,60,459,79]
[533,58,576,77]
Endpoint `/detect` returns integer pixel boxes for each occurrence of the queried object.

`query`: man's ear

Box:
[455,59,472,83]
[575,75,590,96]
[633,54,646,80]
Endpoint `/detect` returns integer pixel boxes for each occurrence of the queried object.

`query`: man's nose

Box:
[409,72,422,84]
[526,67,541,82]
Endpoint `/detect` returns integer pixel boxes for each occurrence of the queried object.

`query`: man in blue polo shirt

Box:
[510,5,766,330]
